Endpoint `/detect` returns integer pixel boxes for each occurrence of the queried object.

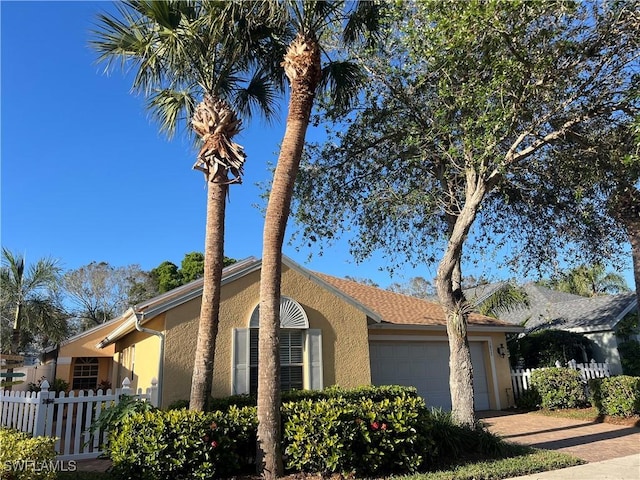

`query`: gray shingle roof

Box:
[478,283,637,333]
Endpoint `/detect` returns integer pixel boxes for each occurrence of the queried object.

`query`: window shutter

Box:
[232,328,250,395]
[305,329,323,390]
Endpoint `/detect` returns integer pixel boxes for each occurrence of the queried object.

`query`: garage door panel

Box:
[370,341,490,411]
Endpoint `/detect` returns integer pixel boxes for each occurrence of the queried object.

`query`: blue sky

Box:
[1,1,634,290]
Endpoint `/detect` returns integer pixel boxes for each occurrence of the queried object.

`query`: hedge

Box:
[589,376,640,417]
[167,384,421,412]
[108,385,507,479]
[109,406,257,479]
[0,428,57,480]
[530,367,587,410]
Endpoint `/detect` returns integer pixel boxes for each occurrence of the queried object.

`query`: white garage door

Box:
[370,341,490,411]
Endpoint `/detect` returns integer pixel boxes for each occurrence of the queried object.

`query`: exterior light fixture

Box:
[497,344,507,358]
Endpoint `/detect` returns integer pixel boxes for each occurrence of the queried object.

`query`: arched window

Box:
[232,297,322,395]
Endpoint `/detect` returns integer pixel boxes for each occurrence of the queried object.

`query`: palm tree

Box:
[545,264,629,297]
[473,283,530,319]
[1,248,66,388]
[92,0,281,411]
[257,2,380,476]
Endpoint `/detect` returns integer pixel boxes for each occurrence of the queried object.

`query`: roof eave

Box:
[369,323,524,333]
[96,257,262,349]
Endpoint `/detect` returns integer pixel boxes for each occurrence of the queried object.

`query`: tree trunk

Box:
[614,187,640,309]
[257,34,321,479]
[6,301,23,391]
[435,177,485,427]
[189,179,227,412]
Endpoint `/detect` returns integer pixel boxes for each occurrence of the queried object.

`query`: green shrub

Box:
[618,340,640,376]
[282,392,433,476]
[204,385,419,412]
[530,368,586,410]
[426,409,510,467]
[0,428,57,480]
[516,388,541,410]
[166,399,190,410]
[589,376,640,417]
[109,406,257,479]
[89,395,157,450]
[511,330,595,368]
[27,377,69,394]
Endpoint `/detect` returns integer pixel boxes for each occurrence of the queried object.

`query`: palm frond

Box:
[234,71,280,123]
[343,0,383,46]
[147,88,198,139]
[477,284,530,319]
[319,60,365,113]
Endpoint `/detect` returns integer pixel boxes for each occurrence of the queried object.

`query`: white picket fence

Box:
[1,377,158,461]
[511,359,610,400]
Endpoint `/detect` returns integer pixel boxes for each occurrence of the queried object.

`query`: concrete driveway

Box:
[478,410,640,463]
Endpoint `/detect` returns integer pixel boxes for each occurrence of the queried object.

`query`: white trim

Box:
[56,357,72,365]
[368,335,501,410]
[249,297,309,329]
[486,338,501,410]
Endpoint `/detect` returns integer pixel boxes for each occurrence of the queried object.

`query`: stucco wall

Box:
[110,263,513,410]
[54,320,123,387]
[115,316,163,393]
[368,328,513,410]
[584,331,623,375]
[161,265,372,407]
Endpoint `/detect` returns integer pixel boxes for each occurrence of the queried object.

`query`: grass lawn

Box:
[56,445,582,480]
[534,407,640,427]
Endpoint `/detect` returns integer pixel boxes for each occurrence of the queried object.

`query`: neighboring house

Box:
[42,316,127,391]
[53,257,522,411]
[466,282,638,375]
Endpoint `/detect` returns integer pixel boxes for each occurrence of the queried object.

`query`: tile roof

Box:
[314,272,516,328]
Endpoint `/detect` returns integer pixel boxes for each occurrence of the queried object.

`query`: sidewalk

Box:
[506,453,640,480]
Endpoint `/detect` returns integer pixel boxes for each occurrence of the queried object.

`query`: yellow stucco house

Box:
[53,256,522,410]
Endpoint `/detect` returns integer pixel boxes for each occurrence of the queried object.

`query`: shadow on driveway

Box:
[478,410,640,463]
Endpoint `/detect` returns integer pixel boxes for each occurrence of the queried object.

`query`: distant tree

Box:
[0,248,67,355]
[461,276,491,289]
[387,277,434,299]
[181,252,205,283]
[150,254,236,293]
[62,262,154,326]
[345,276,379,287]
[540,264,629,297]
[150,261,182,294]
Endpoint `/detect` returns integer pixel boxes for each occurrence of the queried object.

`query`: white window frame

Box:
[232,297,323,395]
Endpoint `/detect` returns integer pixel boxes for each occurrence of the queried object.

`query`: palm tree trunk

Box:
[257,34,321,479]
[6,301,22,391]
[190,179,227,412]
